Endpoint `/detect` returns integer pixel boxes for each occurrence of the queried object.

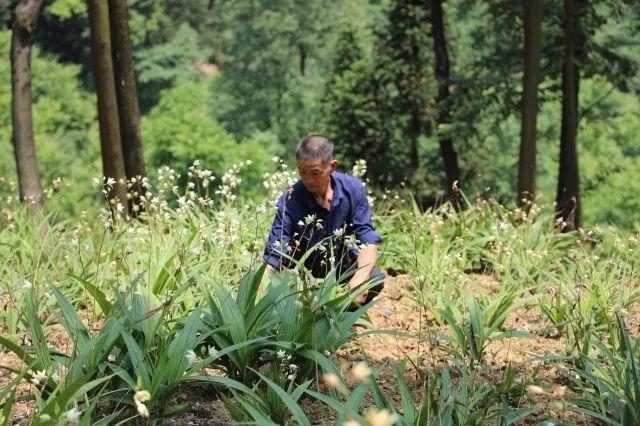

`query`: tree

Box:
[383,0,431,172]
[428,0,460,203]
[109,0,146,214]
[517,0,543,205]
[88,0,127,208]
[212,0,339,143]
[10,0,46,215]
[322,26,391,173]
[556,0,580,230]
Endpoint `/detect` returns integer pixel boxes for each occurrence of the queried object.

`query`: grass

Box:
[0,160,639,424]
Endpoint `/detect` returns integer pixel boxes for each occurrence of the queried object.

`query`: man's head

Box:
[296,135,338,195]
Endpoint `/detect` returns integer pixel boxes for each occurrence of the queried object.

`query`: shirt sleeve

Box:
[263,190,295,269]
[351,182,382,246]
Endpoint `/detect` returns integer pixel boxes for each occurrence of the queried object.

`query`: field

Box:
[1,164,639,425]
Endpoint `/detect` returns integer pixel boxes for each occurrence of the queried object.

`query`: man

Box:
[263,135,384,305]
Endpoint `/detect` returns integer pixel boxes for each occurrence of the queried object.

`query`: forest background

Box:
[1,0,639,227]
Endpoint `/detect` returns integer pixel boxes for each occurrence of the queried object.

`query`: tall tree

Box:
[88,0,128,208]
[109,0,146,214]
[556,0,581,230]
[10,0,45,215]
[383,0,431,172]
[517,0,544,205]
[428,0,460,203]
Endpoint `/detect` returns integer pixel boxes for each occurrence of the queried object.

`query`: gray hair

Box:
[296,135,334,164]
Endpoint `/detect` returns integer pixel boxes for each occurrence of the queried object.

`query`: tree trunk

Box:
[409,105,421,171]
[556,0,581,231]
[109,0,146,215]
[428,0,460,205]
[517,0,543,206]
[10,0,45,216]
[89,0,128,210]
[298,43,307,76]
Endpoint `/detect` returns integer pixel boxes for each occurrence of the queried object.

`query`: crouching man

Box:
[263,134,384,305]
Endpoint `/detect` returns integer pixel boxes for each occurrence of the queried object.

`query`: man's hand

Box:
[348,244,379,305]
[265,264,275,279]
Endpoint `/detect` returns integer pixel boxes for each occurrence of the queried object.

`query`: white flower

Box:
[365,408,398,426]
[65,407,81,423]
[351,362,372,383]
[185,349,198,364]
[134,390,151,418]
[276,350,287,359]
[106,177,116,187]
[323,373,340,389]
[315,222,323,229]
[287,374,296,381]
[208,346,219,357]
[526,385,546,395]
[135,401,149,418]
[333,228,345,238]
[351,159,367,179]
[134,390,151,403]
[30,369,47,385]
[297,220,305,226]
[304,214,316,225]
[22,279,32,290]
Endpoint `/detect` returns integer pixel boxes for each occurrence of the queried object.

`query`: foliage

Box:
[322,0,438,195]
[2,0,640,422]
[143,79,283,201]
[0,30,101,217]
[0,165,638,422]
[569,315,640,424]
[308,360,533,425]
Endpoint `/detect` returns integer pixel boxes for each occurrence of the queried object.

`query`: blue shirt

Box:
[263,172,382,277]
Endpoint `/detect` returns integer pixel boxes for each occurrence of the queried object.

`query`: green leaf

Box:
[305,389,366,424]
[0,335,34,365]
[52,286,91,348]
[24,293,51,372]
[253,370,311,426]
[70,274,112,316]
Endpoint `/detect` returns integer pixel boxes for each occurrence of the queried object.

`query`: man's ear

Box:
[329,159,338,172]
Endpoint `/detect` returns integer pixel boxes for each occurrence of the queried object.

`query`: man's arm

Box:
[348,243,378,291]
[263,191,295,270]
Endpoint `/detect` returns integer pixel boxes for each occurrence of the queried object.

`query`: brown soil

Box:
[1,274,601,424]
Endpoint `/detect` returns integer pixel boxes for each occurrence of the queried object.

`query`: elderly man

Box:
[263,135,384,305]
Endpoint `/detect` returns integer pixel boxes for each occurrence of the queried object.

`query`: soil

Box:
[0,274,602,425]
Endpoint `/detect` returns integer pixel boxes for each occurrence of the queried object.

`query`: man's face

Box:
[297,158,337,194]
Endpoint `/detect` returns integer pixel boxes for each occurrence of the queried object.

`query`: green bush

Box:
[143,79,283,201]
